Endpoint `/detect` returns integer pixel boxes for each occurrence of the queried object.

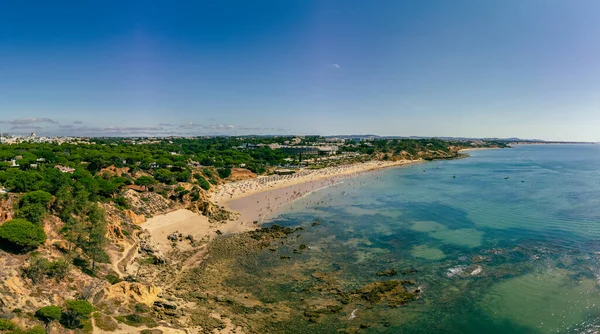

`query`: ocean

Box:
[221,144,600,333]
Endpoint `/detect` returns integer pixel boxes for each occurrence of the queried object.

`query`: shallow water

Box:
[223,145,600,333]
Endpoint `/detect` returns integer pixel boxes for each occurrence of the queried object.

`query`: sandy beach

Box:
[215,159,420,225]
[140,160,420,250]
[142,209,254,254]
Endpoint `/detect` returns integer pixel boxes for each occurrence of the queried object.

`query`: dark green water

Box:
[227,145,600,333]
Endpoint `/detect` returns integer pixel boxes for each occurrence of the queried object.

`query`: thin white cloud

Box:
[0,117,58,125]
[330,63,341,69]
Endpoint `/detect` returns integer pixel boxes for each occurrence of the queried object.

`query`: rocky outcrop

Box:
[97,165,130,177]
[94,282,161,307]
[123,190,172,216]
[124,209,146,225]
[228,168,257,181]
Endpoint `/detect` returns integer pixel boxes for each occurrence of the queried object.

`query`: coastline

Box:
[138,160,423,257]
[214,159,422,225]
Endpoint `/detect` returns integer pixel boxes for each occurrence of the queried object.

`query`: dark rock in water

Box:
[303,304,343,322]
[402,268,418,275]
[376,268,398,276]
[280,256,291,260]
[311,220,321,227]
[349,280,417,307]
[248,224,302,243]
[299,244,307,250]
[471,255,490,263]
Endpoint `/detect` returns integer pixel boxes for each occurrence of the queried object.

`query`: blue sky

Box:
[1,1,600,140]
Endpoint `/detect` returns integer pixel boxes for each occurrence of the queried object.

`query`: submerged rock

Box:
[376,268,398,277]
[350,280,418,307]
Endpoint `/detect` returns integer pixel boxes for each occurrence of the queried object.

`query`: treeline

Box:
[341,138,507,157]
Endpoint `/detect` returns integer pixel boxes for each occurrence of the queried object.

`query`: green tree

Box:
[82,204,108,272]
[134,175,156,187]
[153,169,174,184]
[0,219,46,253]
[19,190,53,207]
[15,203,47,225]
[61,300,94,329]
[35,305,62,328]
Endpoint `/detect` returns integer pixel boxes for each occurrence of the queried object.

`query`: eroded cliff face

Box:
[0,171,243,332]
[0,194,17,223]
[122,189,173,217]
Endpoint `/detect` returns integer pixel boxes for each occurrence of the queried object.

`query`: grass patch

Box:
[93,312,119,331]
[114,314,157,328]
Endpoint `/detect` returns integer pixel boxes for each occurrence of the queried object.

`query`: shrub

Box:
[105,274,122,285]
[0,219,47,253]
[35,305,62,324]
[23,326,47,334]
[134,175,156,187]
[217,167,231,179]
[65,300,94,318]
[23,257,70,284]
[93,312,118,331]
[197,177,210,191]
[113,196,129,209]
[0,318,16,330]
[114,314,157,328]
[201,168,213,178]
[61,300,94,329]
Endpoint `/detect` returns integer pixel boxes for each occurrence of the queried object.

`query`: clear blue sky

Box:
[1,0,600,140]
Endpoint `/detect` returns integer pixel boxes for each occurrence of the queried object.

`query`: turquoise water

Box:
[230,145,600,333]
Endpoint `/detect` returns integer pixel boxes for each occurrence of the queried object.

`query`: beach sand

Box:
[142,160,420,248]
[142,209,254,254]
[217,159,420,225]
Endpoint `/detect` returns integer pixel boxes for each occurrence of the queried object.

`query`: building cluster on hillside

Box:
[0,133,91,145]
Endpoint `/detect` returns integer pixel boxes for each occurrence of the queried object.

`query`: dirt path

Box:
[115,242,138,277]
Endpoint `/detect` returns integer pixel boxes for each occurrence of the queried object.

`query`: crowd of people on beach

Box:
[211,160,413,204]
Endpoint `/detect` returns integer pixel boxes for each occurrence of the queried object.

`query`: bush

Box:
[0,318,16,330]
[61,300,94,329]
[35,305,62,324]
[23,257,70,284]
[217,167,231,179]
[22,326,47,334]
[201,168,213,178]
[105,274,122,285]
[113,196,129,209]
[93,312,118,331]
[114,314,157,328]
[0,219,47,253]
[65,300,94,318]
[197,177,210,190]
